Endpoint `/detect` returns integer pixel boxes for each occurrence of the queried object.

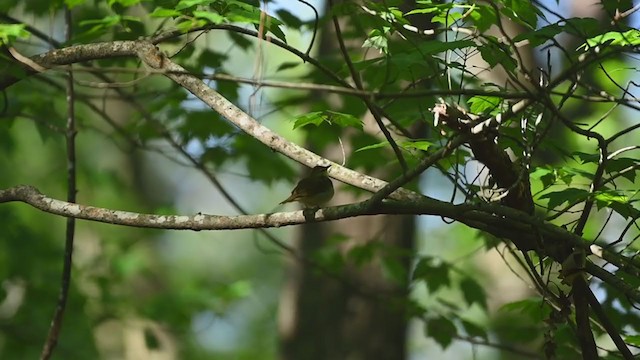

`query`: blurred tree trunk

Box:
[278,2,432,359]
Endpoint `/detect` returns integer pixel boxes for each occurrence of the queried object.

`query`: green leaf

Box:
[479,39,517,73]
[573,151,599,164]
[412,256,432,279]
[530,167,555,189]
[108,0,139,7]
[198,49,228,68]
[469,4,497,32]
[432,9,462,25]
[79,15,124,35]
[426,316,457,349]
[400,140,433,151]
[468,95,502,114]
[413,258,450,293]
[460,277,487,309]
[500,0,540,29]
[625,335,640,346]
[406,2,461,26]
[217,1,286,43]
[513,24,564,47]
[414,39,475,56]
[583,29,640,49]
[234,136,295,184]
[562,17,601,38]
[560,166,594,182]
[178,110,234,141]
[262,20,287,43]
[225,280,252,299]
[608,201,640,220]
[150,7,182,18]
[65,0,86,8]
[0,24,30,45]
[594,189,628,207]
[176,18,205,33]
[592,189,640,220]
[356,139,433,153]
[381,255,407,284]
[500,298,551,322]
[607,157,639,183]
[176,0,215,11]
[347,242,380,266]
[293,111,325,128]
[437,148,471,171]
[228,30,253,50]
[461,319,487,339]
[539,188,590,209]
[276,61,302,72]
[293,111,362,130]
[437,298,461,312]
[312,246,345,273]
[405,6,441,15]
[363,28,390,54]
[201,146,232,166]
[275,9,303,28]
[193,10,225,24]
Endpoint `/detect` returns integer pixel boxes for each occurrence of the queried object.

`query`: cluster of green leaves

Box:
[0,23,29,45]
[312,233,492,350]
[277,0,640,356]
[0,1,292,358]
[151,0,286,40]
[532,151,640,219]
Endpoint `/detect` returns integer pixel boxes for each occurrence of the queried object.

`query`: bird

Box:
[279,165,334,208]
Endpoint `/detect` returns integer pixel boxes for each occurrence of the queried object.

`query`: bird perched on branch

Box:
[280,165,334,208]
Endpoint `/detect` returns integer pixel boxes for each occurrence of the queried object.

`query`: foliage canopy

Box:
[1,0,640,359]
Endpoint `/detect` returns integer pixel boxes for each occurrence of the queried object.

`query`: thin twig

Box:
[40,7,76,360]
[297,0,318,57]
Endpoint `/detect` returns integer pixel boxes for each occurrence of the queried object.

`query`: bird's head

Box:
[310,165,331,176]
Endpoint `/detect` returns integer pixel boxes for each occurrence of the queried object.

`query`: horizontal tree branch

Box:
[0,185,609,252]
[3,184,639,304]
[0,185,436,230]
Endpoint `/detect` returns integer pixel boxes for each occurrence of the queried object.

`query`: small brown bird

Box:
[280,165,334,208]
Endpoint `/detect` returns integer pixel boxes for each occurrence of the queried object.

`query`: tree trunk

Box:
[277,2,434,359]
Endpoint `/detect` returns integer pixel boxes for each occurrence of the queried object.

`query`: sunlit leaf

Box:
[194,10,225,24]
[363,28,390,54]
[176,0,215,11]
[468,95,502,114]
[583,29,640,49]
[0,24,30,45]
[150,7,181,17]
